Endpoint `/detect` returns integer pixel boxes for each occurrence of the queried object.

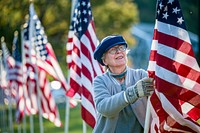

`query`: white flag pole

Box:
[8,94,14,133]
[144,96,151,133]
[21,24,27,133]
[64,96,70,133]
[83,120,87,133]
[0,50,9,132]
[18,124,21,133]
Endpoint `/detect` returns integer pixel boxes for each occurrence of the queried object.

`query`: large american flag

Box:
[66,0,103,128]
[148,0,200,132]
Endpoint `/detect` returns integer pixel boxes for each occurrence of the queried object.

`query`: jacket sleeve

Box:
[93,75,128,118]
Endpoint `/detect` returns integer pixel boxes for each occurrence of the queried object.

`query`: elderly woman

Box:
[93,35,154,133]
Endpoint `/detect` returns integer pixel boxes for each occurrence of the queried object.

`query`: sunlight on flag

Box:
[147,0,200,132]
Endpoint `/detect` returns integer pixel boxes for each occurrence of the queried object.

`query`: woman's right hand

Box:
[125,77,155,104]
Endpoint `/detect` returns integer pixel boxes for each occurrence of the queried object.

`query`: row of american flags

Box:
[0,3,67,127]
[0,0,103,130]
[0,0,200,132]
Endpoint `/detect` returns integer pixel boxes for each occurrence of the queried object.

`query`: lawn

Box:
[0,103,93,133]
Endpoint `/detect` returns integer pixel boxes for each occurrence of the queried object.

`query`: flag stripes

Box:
[150,92,198,132]
[66,0,103,128]
[39,70,61,127]
[66,30,74,69]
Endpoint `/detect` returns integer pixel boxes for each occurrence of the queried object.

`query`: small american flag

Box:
[66,0,103,128]
[11,33,26,123]
[1,37,26,123]
[148,0,200,132]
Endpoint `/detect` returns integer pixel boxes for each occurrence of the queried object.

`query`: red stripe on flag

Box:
[156,53,200,83]
[156,31,195,57]
[149,50,157,61]
[180,100,200,122]
[156,76,200,108]
[85,28,96,52]
[81,106,96,128]
[82,86,95,107]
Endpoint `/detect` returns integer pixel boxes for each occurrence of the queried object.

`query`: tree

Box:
[0,0,139,74]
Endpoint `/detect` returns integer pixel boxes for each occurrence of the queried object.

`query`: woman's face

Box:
[103,44,127,68]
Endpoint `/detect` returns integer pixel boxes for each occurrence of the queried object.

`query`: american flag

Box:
[1,40,23,98]
[148,0,200,132]
[11,33,26,122]
[20,3,62,126]
[30,4,77,108]
[29,5,69,93]
[1,37,26,122]
[66,0,103,128]
[22,18,39,116]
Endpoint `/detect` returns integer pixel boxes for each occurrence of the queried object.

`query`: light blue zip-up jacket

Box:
[93,67,148,133]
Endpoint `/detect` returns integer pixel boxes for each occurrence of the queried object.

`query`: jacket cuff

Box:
[123,91,129,103]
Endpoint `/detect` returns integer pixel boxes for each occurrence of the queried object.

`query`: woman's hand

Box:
[125,77,155,104]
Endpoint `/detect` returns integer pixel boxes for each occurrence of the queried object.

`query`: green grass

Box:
[0,103,93,133]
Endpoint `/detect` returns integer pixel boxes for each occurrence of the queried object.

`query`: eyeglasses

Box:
[108,45,126,54]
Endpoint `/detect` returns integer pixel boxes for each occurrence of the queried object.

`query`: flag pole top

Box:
[1,36,5,43]
[29,0,34,3]
[14,31,18,37]
[25,14,29,21]
[22,14,29,29]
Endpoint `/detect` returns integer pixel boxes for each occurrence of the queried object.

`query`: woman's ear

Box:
[103,59,107,66]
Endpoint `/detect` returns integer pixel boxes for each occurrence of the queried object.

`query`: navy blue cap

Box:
[94,35,127,66]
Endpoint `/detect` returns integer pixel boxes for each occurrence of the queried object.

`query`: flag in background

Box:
[1,36,27,123]
[29,5,69,93]
[12,31,21,62]
[1,40,23,98]
[22,17,39,117]
[148,0,200,132]
[0,50,8,89]
[11,32,26,123]
[66,0,103,128]
[19,3,63,127]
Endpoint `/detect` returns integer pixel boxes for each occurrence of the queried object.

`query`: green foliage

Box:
[0,104,93,133]
[0,0,139,75]
[92,0,139,40]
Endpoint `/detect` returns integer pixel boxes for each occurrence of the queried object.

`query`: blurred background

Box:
[0,0,199,72]
[0,0,199,132]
